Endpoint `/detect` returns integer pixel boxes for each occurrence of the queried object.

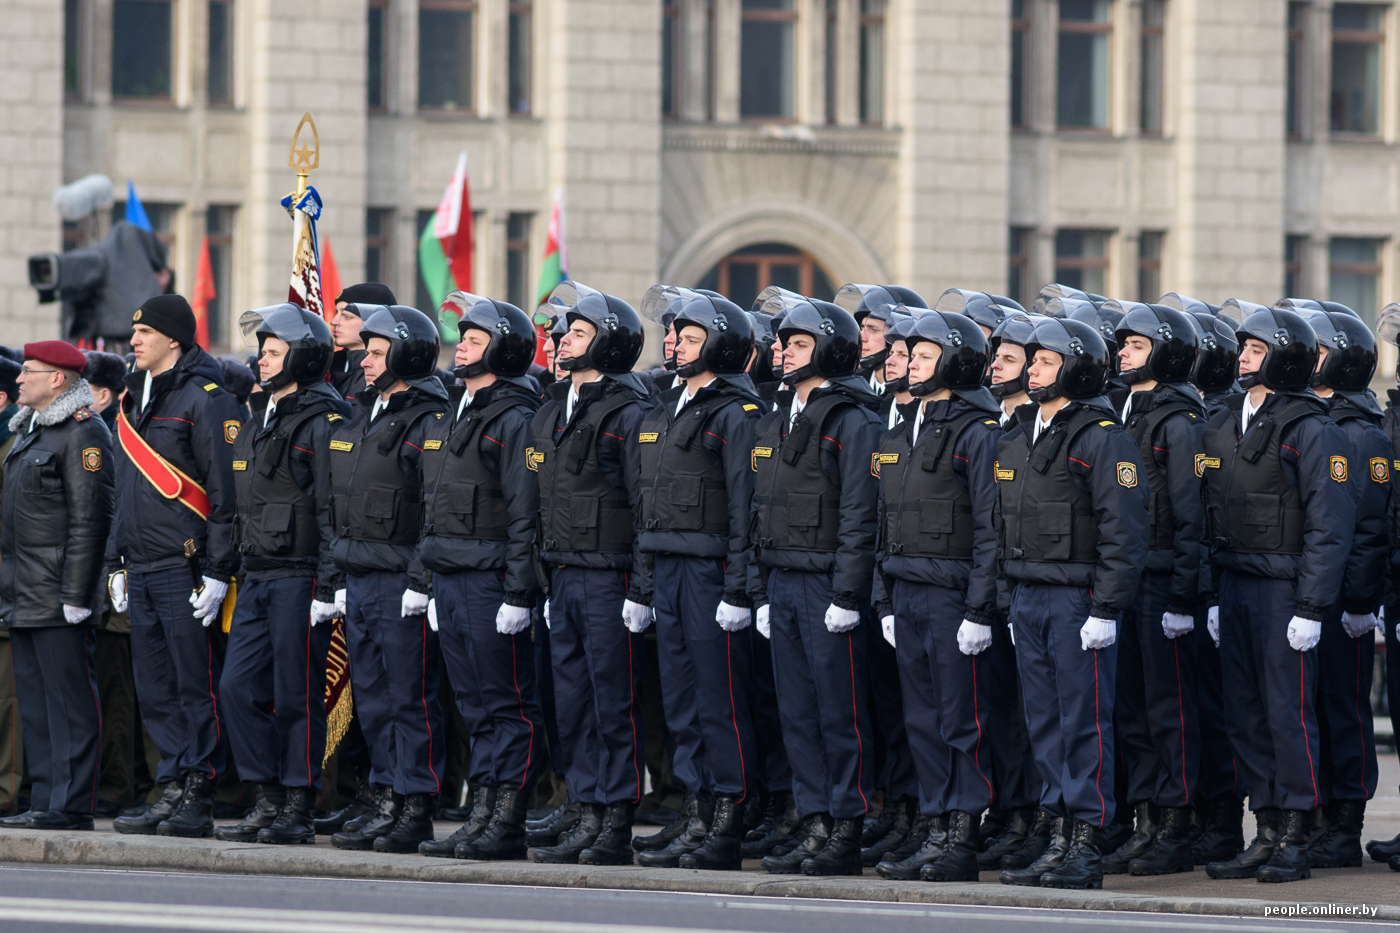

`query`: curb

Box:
[0,830,1395,921]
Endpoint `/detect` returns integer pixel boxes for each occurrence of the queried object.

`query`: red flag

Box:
[191,235,216,348]
[433,151,473,294]
[320,238,343,321]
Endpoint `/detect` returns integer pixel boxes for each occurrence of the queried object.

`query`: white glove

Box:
[757,604,771,639]
[824,604,860,634]
[1342,611,1377,639]
[334,588,346,618]
[880,615,896,648]
[622,599,652,633]
[716,601,752,632]
[310,600,337,627]
[1207,606,1220,647]
[1080,615,1117,651]
[957,620,992,655]
[401,589,430,618]
[108,572,128,614]
[427,599,439,632]
[189,577,228,626]
[1008,622,1015,646]
[63,604,90,625]
[1161,611,1194,640]
[497,603,532,635]
[1287,615,1321,652]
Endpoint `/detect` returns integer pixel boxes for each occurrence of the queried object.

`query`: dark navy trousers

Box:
[1314,605,1377,803]
[1114,571,1199,809]
[344,571,445,796]
[766,568,874,820]
[651,555,756,800]
[10,625,101,814]
[220,577,330,790]
[128,569,226,783]
[1191,603,1239,802]
[980,613,1041,810]
[434,569,544,795]
[749,622,791,794]
[550,566,645,805]
[1217,570,1320,812]
[1010,583,1115,827]
[866,615,918,802]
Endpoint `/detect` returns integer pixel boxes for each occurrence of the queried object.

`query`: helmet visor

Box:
[1378,304,1400,347]
[238,304,318,349]
[835,284,895,319]
[640,285,705,327]
[547,280,601,310]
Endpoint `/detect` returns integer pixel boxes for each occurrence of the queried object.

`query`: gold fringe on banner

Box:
[322,616,353,765]
[219,579,238,634]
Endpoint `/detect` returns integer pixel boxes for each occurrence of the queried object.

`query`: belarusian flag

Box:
[419,150,473,338]
[533,188,567,364]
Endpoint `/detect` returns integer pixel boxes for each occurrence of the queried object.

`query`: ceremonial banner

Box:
[282,186,325,320]
[418,150,474,338]
[190,235,216,348]
[532,188,568,365]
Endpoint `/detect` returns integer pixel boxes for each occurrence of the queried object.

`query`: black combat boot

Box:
[157,773,215,838]
[977,805,1033,870]
[258,787,316,844]
[214,784,285,843]
[314,779,375,835]
[331,787,403,850]
[875,814,939,879]
[1367,829,1400,862]
[1192,793,1244,864]
[1100,801,1158,874]
[113,781,182,835]
[1205,807,1279,879]
[636,793,711,866]
[872,812,931,876]
[679,796,746,870]
[373,794,435,853]
[760,813,832,874]
[1256,809,1313,882]
[998,807,1052,870]
[532,802,605,863]
[742,791,800,858]
[1309,799,1364,868]
[920,810,980,882]
[978,808,1009,850]
[1129,805,1194,875]
[1098,811,1134,855]
[456,787,529,860]
[861,797,914,866]
[1040,819,1102,889]
[741,786,769,836]
[526,797,583,848]
[579,801,636,865]
[339,785,394,835]
[999,816,1070,886]
[802,817,863,876]
[420,785,497,858]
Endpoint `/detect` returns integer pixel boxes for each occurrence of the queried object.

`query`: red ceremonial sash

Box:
[115,409,212,519]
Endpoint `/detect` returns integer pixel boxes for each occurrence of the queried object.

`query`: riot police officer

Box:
[329,284,397,407]
[836,284,927,393]
[1201,305,1355,884]
[215,305,350,845]
[325,305,449,854]
[876,312,919,431]
[1368,303,1400,867]
[996,317,1149,889]
[988,314,1042,426]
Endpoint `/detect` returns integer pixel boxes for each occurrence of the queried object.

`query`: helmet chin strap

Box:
[1237,371,1260,389]
[1118,367,1149,387]
[1027,383,1060,403]
[556,354,582,373]
[261,368,295,392]
[988,375,1024,399]
[780,362,816,387]
[371,369,401,394]
[907,372,943,398]
[675,357,704,379]
[453,359,489,380]
[885,375,909,393]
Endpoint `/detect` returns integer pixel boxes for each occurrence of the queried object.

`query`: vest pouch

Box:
[784,492,822,549]
[1242,492,1282,549]
[441,481,478,536]
[256,502,296,555]
[1031,501,1074,562]
[665,475,704,531]
[354,489,401,539]
[918,498,955,555]
[569,494,600,550]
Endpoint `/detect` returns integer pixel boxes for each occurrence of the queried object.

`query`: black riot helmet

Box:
[882,311,923,392]
[1158,292,1216,316]
[238,303,335,391]
[443,291,537,379]
[1033,283,1092,316]
[1065,300,1125,357]
[550,281,646,375]
[904,311,991,396]
[990,295,1027,314]
[1300,308,1376,391]
[1231,304,1318,391]
[1024,317,1111,403]
[356,304,442,392]
[771,295,862,385]
[671,294,754,377]
[1186,312,1240,393]
[1274,297,1326,313]
[836,283,926,370]
[934,288,1008,333]
[546,310,568,349]
[1109,300,1199,385]
[988,313,1047,399]
[641,284,707,371]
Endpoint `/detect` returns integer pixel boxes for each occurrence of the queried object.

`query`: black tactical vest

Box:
[751,395,851,555]
[1201,396,1314,556]
[637,394,754,537]
[531,390,640,555]
[329,400,442,545]
[232,402,341,559]
[1125,398,1197,551]
[421,396,526,542]
[997,407,1106,564]
[877,409,994,560]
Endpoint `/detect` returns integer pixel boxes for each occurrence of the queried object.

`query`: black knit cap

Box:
[336,283,397,314]
[134,294,197,348]
[0,357,19,403]
[82,350,128,392]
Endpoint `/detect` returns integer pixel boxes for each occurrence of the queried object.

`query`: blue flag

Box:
[125,179,151,230]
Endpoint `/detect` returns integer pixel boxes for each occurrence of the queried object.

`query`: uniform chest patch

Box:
[1371,457,1389,483]
[329,440,354,452]
[1330,455,1348,482]
[1194,453,1221,477]
[224,420,240,444]
[751,446,773,471]
[994,461,1015,482]
[527,447,545,471]
[871,452,899,477]
[638,432,659,443]
[232,460,248,471]
[1117,462,1138,487]
[81,447,101,472]
[424,439,443,450]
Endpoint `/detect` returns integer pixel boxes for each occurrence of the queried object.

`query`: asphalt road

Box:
[0,865,1391,933]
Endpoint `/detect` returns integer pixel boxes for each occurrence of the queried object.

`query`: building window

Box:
[506,214,531,311]
[1287,2,1307,138]
[1011,0,1030,129]
[206,207,235,347]
[419,0,476,111]
[662,0,679,117]
[509,0,532,114]
[1054,229,1110,295]
[365,209,393,288]
[1284,235,1307,297]
[112,0,173,100]
[64,0,84,100]
[1057,0,1111,130]
[1137,231,1164,302]
[1331,3,1383,135]
[1008,228,1032,308]
[697,244,834,312]
[1329,237,1383,325]
[207,1,233,105]
[1139,0,1164,135]
[859,0,886,124]
[825,0,838,124]
[368,0,388,111]
[740,0,796,120]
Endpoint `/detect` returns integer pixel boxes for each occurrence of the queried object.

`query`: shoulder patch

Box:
[751,446,773,472]
[526,447,545,471]
[72,406,93,422]
[1099,420,1116,428]
[1330,455,1348,483]
[81,447,101,472]
[638,432,659,443]
[434,412,444,419]
[327,413,343,423]
[424,439,443,450]
[329,439,354,452]
[203,383,219,392]
[223,420,239,444]
[1371,457,1389,483]
[1194,453,1220,477]
[232,460,248,471]
[743,404,760,412]
[1116,461,1138,488]
[984,420,999,426]
[871,452,899,477]
[995,460,1015,482]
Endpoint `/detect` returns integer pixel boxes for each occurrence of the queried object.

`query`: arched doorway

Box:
[696,242,835,310]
